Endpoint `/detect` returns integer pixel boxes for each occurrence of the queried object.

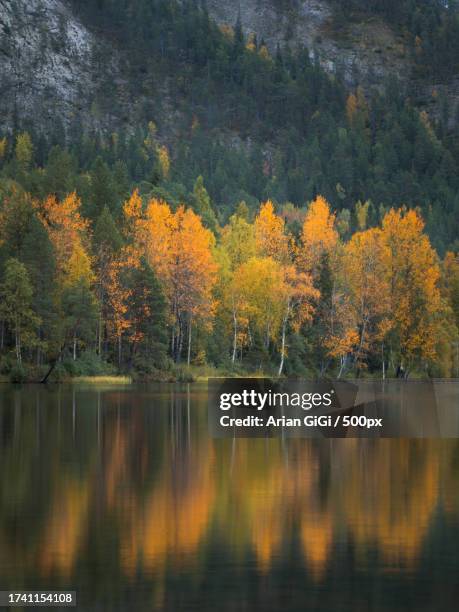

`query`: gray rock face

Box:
[206,0,458,123]
[0,0,98,131]
[0,0,456,134]
[206,0,409,88]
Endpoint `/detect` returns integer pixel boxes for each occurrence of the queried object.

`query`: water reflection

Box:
[0,384,458,611]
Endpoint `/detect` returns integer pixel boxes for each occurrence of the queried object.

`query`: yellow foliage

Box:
[343,228,392,364]
[38,192,90,282]
[63,242,95,288]
[232,257,286,344]
[381,208,443,365]
[346,93,358,124]
[300,195,338,276]
[258,45,271,61]
[355,200,370,231]
[123,188,143,229]
[157,145,170,179]
[219,24,234,39]
[0,136,7,159]
[246,33,257,52]
[221,214,256,269]
[126,194,218,329]
[254,200,291,263]
[15,132,33,169]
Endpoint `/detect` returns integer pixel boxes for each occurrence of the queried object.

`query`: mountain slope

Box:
[207,0,409,87]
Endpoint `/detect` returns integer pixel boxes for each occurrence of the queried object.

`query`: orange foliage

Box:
[300,195,338,276]
[254,200,291,263]
[135,198,218,325]
[381,208,442,364]
[38,192,90,282]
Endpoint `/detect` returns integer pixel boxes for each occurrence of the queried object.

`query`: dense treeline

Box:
[0,1,458,380]
[0,139,458,380]
[332,0,459,78]
[40,0,458,254]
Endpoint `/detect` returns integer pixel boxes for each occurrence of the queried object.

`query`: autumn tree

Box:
[125,195,218,363]
[0,136,7,162]
[38,192,90,280]
[61,243,98,360]
[343,228,391,373]
[38,192,97,367]
[443,252,459,330]
[300,195,343,375]
[381,208,443,375]
[300,195,338,278]
[103,251,132,367]
[231,257,286,364]
[219,213,257,363]
[221,213,256,270]
[278,266,318,375]
[254,200,291,263]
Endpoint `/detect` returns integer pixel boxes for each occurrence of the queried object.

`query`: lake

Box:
[0,383,458,611]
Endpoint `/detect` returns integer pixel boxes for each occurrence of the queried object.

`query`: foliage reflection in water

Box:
[0,384,458,611]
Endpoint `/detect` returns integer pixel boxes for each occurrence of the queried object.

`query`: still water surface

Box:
[0,383,458,611]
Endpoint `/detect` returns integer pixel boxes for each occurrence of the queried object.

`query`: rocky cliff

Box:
[207,0,458,125]
[207,0,409,87]
[0,0,99,131]
[0,0,457,134]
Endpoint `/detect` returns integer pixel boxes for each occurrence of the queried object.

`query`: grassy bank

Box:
[71,376,133,384]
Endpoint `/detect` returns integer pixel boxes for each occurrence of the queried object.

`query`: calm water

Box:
[0,383,458,611]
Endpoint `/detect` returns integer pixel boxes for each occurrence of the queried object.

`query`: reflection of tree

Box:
[39,478,90,577]
[300,511,334,579]
[2,387,459,599]
[340,441,440,566]
[214,440,335,576]
[213,439,457,575]
[120,441,215,576]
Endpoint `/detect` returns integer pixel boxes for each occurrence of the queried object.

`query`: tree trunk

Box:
[15,322,21,364]
[278,318,287,376]
[73,335,77,361]
[278,301,290,377]
[355,319,367,372]
[187,315,192,366]
[171,324,175,359]
[98,313,103,356]
[232,302,237,364]
[382,343,385,380]
[177,314,184,363]
[338,355,347,379]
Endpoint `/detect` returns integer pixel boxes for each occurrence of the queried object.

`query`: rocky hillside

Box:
[207,0,458,126]
[0,0,98,130]
[207,0,409,87]
[0,0,457,135]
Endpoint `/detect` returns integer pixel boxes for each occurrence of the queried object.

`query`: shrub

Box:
[63,352,116,377]
[9,364,28,383]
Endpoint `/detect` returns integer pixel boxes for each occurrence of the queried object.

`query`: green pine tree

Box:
[0,258,40,364]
